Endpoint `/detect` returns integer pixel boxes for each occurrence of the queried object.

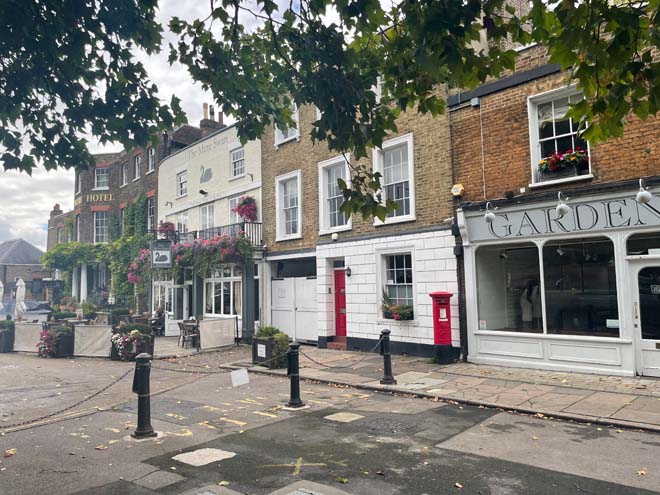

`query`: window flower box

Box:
[537,148,589,182]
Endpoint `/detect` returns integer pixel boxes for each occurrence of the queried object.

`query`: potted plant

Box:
[111,324,153,361]
[37,325,74,358]
[252,325,289,369]
[382,291,414,321]
[0,320,15,353]
[157,221,177,240]
[537,147,589,180]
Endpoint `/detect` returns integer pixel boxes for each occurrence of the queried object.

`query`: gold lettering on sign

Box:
[85,193,114,202]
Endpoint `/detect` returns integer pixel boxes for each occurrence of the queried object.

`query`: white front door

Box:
[270,277,318,342]
[634,264,660,377]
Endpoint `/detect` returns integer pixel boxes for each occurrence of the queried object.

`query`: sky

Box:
[0,0,224,251]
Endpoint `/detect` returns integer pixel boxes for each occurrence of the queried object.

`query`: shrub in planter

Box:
[37,325,74,358]
[252,325,289,368]
[111,329,152,361]
[0,320,15,353]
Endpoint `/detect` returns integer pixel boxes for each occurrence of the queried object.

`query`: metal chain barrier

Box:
[0,367,133,431]
[151,348,290,375]
[299,337,383,369]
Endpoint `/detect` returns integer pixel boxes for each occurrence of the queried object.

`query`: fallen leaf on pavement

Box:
[336,476,348,484]
[218,481,229,486]
[94,445,108,450]
[455,482,464,489]
[3,449,16,458]
[637,469,647,476]
[532,436,539,440]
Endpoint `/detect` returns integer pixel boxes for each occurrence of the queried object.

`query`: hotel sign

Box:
[466,195,660,242]
[86,193,114,202]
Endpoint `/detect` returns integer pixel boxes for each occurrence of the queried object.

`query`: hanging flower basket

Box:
[157,221,177,240]
[231,196,257,222]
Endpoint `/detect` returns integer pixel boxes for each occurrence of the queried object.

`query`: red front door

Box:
[334,270,347,337]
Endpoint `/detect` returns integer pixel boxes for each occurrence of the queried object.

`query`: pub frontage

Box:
[458,178,660,377]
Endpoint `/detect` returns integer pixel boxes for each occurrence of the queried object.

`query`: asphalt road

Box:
[1,351,660,495]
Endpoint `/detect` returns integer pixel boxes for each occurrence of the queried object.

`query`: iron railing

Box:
[174,222,262,247]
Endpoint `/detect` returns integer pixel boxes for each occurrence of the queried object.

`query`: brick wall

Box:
[261,100,455,253]
[451,45,660,203]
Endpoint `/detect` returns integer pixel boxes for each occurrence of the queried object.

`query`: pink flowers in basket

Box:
[231,196,257,222]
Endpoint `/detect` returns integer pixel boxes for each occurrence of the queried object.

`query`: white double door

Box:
[632,262,660,377]
[271,277,318,342]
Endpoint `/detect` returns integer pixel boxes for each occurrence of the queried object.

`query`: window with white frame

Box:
[176,212,188,233]
[373,133,415,222]
[204,265,242,316]
[274,103,300,146]
[133,154,141,180]
[94,211,108,243]
[56,228,62,244]
[318,156,350,233]
[276,171,302,240]
[121,163,128,186]
[177,170,188,197]
[228,196,240,224]
[75,215,80,241]
[75,173,81,194]
[147,147,155,172]
[529,88,590,184]
[382,253,414,320]
[94,167,109,189]
[147,198,155,232]
[230,147,245,177]
[200,204,214,231]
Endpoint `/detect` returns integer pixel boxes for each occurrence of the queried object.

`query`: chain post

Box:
[132,353,157,438]
[286,343,305,408]
[379,329,397,385]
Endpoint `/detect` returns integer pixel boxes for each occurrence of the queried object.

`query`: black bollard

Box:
[379,329,397,385]
[286,342,305,408]
[132,353,157,438]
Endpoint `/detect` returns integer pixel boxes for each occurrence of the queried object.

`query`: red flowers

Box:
[538,147,589,173]
[231,196,257,222]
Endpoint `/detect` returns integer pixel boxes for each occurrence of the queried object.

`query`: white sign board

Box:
[257,343,266,358]
[230,368,250,387]
[465,193,660,242]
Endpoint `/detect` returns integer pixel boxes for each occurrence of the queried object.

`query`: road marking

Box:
[263,456,327,476]
[252,411,278,418]
[216,417,247,427]
[238,399,263,405]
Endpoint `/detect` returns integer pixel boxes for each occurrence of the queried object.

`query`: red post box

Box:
[429,291,455,363]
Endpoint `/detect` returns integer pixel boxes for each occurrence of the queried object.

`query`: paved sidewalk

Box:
[230,347,660,433]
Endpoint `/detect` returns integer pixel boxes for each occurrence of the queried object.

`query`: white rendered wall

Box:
[316,229,459,347]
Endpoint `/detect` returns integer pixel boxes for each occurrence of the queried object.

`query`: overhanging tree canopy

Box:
[0,0,185,174]
[169,0,659,218]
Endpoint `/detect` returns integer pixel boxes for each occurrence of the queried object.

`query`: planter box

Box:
[136,335,155,357]
[538,163,589,182]
[55,334,74,358]
[0,328,15,353]
[252,338,278,368]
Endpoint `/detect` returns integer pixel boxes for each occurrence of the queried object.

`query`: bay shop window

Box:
[204,265,243,316]
[476,237,619,337]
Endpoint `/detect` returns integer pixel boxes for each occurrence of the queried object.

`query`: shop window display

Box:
[476,243,542,333]
[627,233,660,256]
[543,238,619,337]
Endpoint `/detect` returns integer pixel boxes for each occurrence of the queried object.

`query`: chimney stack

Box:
[203,102,209,120]
[50,204,63,218]
[217,109,223,125]
[209,105,215,121]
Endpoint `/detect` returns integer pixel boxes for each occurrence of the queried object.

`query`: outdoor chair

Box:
[178,321,200,351]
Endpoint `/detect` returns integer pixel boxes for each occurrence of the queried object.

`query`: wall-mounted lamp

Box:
[636,178,652,204]
[345,267,352,277]
[165,201,173,208]
[484,202,496,223]
[555,192,571,219]
[199,189,209,196]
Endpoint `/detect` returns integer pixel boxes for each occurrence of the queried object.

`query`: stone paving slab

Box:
[232,347,660,432]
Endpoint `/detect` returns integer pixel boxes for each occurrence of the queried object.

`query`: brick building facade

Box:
[46,125,203,302]
[261,101,460,357]
[451,45,660,376]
